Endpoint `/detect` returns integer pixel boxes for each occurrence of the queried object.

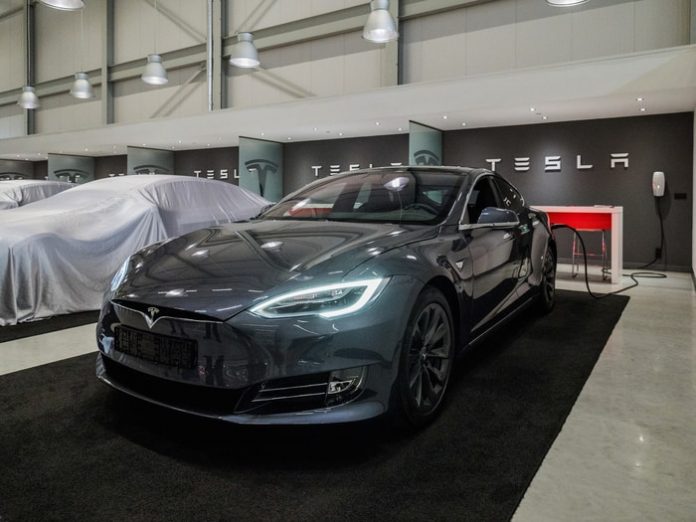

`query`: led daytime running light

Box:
[250,279,385,319]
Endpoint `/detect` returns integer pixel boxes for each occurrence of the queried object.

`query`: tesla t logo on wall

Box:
[485,153,630,172]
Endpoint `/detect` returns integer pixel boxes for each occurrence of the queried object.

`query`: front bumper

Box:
[96,276,421,424]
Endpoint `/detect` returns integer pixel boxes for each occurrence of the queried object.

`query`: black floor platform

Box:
[0,310,99,343]
[0,291,628,522]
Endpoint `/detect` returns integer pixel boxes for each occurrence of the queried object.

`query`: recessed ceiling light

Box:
[636,97,644,102]
[542,116,548,120]
[442,115,448,120]
[287,137,292,140]
[178,140,182,144]
[375,121,380,126]
[530,107,536,112]
[84,148,88,151]
[313,127,318,132]
[398,127,403,132]
[142,143,146,146]
[640,107,647,112]
[260,132,265,137]
[206,143,211,147]
[339,132,344,136]
[461,122,467,127]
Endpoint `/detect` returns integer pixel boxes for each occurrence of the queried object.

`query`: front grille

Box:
[102,356,246,416]
[112,299,220,323]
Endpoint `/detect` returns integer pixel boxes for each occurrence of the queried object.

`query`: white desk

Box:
[533,206,624,284]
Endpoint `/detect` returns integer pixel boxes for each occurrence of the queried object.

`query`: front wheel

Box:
[389,286,455,428]
[538,245,556,313]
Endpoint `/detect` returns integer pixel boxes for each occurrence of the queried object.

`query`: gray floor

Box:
[1,266,694,520]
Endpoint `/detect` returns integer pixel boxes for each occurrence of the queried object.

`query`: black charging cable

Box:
[640,197,665,269]
[551,224,666,300]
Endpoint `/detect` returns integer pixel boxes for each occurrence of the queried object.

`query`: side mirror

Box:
[459,207,519,230]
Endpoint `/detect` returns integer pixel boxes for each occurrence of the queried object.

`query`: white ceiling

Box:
[1,44,695,160]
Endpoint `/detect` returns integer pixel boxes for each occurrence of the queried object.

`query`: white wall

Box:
[0,8,24,93]
[402,0,691,83]
[226,31,384,108]
[227,0,367,33]
[114,64,207,123]
[0,104,23,140]
[114,0,206,64]
[0,0,693,134]
[34,89,102,134]
[34,1,102,83]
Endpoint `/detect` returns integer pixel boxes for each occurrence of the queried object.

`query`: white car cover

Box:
[0,180,73,210]
[0,175,270,325]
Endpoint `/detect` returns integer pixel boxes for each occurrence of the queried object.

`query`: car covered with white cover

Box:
[0,179,73,210]
[0,175,269,325]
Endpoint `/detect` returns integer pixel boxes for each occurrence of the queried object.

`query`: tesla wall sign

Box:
[484,153,630,172]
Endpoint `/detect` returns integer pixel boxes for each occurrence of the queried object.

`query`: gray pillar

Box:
[102,0,114,125]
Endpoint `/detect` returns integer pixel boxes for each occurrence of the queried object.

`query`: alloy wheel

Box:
[406,302,452,413]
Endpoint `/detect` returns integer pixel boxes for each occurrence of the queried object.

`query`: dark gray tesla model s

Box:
[96,167,556,426]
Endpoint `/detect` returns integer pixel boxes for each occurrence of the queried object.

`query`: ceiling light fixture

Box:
[142,54,168,85]
[70,72,93,99]
[640,107,647,112]
[229,32,260,68]
[71,8,93,99]
[545,0,590,6]
[636,97,644,102]
[530,107,536,112]
[142,0,168,85]
[363,0,398,43]
[38,0,84,10]
[17,86,40,109]
[461,122,467,126]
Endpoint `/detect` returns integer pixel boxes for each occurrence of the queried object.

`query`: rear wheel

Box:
[539,245,556,313]
[390,287,455,428]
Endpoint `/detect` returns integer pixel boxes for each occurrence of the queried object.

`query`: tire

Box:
[539,244,556,314]
[389,286,455,428]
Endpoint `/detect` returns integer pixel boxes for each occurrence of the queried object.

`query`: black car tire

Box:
[389,286,455,428]
[539,245,556,314]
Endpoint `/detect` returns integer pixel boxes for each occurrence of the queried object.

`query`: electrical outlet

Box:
[655,247,662,259]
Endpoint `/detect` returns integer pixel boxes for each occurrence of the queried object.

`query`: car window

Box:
[494,178,524,213]
[261,170,465,225]
[465,177,500,224]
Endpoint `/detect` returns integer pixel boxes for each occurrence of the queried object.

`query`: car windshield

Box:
[260,170,465,225]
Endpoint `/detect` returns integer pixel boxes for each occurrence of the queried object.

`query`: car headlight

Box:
[109,256,131,293]
[249,278,386,319]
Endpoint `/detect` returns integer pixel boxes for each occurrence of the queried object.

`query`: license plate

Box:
[115,326,198,369]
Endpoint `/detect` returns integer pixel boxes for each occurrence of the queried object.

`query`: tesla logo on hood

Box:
[142,306,160,328]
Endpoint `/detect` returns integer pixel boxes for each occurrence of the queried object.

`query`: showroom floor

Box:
[1,266,694,520]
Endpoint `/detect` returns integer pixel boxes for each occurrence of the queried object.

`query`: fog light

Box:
[326,367,367,405]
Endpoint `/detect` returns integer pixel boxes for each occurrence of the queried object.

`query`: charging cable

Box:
[551,224,666,300]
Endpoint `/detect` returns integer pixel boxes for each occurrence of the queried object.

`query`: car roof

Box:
[345,165,492,177]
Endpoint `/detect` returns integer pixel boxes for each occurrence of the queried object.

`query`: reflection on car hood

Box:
[115,219,433,319]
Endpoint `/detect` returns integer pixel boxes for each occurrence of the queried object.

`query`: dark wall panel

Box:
[283,134,409,194]
[95,155,127,179]
[443,113,693,270]
[174,147,239,184]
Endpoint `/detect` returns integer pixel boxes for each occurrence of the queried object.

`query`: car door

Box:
[459,176,522,332]
[493,177,533,292]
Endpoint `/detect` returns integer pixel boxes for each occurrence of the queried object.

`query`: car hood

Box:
[114,219,433,320]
